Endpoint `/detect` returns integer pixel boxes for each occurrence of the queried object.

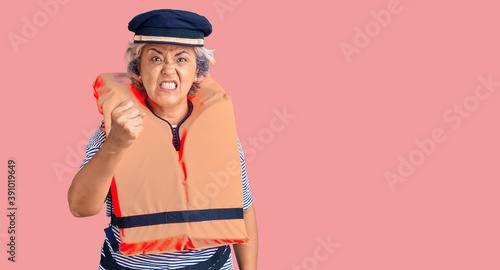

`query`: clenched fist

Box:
[106,100,146,150]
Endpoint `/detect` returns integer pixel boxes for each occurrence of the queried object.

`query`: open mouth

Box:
[159,81,178,90]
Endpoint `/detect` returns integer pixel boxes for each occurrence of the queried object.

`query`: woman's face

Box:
[139,43,198,109]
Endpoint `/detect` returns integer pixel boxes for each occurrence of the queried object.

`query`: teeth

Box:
[160,82,177,89]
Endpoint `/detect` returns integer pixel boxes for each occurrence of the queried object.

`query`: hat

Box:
[128,9,212,47]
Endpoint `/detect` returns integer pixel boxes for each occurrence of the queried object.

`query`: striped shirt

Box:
[78,120,253,270]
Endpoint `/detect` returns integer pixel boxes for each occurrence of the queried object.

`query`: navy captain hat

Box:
[128,9,212,47]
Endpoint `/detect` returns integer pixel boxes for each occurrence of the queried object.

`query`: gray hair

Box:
[124,43,216,97]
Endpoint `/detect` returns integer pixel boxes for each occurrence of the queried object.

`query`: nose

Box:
[161,59,175,75]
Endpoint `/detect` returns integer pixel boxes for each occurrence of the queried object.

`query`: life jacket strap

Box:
[104,225,120,252]
[110,208,244,229]
[100,240,231,270]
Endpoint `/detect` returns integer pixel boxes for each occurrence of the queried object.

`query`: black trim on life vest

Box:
[100,240,230,270]
[111,208,243,229]
[145,99,193,151]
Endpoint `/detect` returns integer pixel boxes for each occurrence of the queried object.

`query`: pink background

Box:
[1,0,500,269]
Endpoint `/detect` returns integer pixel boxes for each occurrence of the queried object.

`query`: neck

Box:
[146,97,189,125]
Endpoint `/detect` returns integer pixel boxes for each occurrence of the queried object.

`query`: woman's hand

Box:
[106,100,146,151]
[68,101,145,217]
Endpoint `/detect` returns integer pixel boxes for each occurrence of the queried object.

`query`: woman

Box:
[67,9,258,270]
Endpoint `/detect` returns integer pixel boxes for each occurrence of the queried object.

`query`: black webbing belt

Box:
[110,208,243,228]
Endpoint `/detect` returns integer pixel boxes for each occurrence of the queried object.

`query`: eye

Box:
[152,56,162,62]
[177,58,187,62]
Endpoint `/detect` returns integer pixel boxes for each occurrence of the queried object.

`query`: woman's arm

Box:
[234,203,258,270]
[67,100,145,217]
[67,138,126,217]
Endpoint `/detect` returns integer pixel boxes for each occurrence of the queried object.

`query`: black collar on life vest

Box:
[144,99,194,151]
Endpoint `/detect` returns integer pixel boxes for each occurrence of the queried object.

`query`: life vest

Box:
[92,73,249,256]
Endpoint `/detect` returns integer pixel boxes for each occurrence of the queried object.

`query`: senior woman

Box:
[67,9,258,270]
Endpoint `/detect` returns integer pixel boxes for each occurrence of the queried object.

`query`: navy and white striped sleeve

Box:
[238,138,253,210]
[79,120,106,170]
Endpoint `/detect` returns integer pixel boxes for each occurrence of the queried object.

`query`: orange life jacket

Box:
[92,73,249,256]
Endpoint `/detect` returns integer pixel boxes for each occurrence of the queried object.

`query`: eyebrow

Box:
[149,48,163,55]
[148,48,189,57]
[175,50,189,57]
